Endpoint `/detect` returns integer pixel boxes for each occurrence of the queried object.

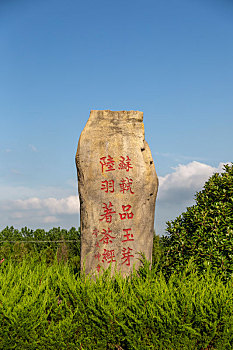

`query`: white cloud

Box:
[43,216,59,224]
[29,144,38,152]
[1,195,79,214]
[155,161,230,235]
[157,161,225,203]
[0,195,80,230]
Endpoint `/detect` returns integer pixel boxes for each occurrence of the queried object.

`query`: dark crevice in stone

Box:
[141,148,145,152]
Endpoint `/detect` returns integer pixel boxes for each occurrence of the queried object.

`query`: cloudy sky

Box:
[0,0,232,235]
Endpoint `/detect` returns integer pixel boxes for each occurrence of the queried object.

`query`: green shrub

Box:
[0,258,233,349]
[161,163,233,280]
[152,232,164,268]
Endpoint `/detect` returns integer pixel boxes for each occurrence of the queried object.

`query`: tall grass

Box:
[0,257,233,349]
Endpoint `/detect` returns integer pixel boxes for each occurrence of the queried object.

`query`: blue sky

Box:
[0,0,232,235]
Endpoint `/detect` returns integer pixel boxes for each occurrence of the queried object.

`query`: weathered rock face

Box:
[75,110,158,276]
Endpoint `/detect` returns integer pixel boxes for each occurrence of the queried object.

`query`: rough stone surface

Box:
[75,110,158,276]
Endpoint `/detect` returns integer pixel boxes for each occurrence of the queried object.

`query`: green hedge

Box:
[0,257,233,349]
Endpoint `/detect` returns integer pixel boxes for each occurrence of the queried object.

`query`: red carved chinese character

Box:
[100,156,115,173]
[122,228,134,242]
[96,264,101,272]
[95,241,100,248]
[99,228,116,244]
[92,228,99,237]
[119,178,134,194]
[102,249,116,263]
[99,202,116,223]
[101,180,114,193]
[95,252,101,261]
[118,156,133,172]
[119,204,134,220]
[121,247,134,266]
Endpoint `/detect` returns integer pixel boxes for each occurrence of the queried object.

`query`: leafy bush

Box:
[161,163,233,280]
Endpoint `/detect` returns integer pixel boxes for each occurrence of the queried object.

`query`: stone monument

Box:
[75,110,158,276]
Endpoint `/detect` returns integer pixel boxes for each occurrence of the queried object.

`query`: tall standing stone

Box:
[75,110,158,276]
